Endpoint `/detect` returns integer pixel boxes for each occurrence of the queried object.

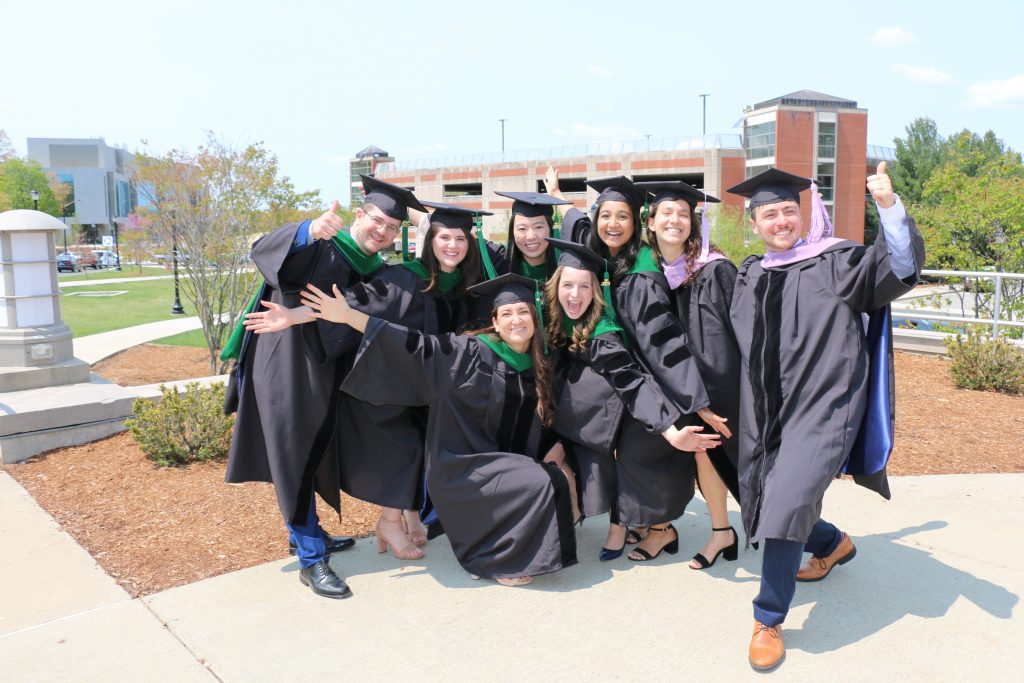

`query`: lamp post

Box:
[699,93,710,137]
[171,225,185,315]
[499,118,507,160]
[30,190,39,211]
[60,199,79,254]
[112,218,121,271]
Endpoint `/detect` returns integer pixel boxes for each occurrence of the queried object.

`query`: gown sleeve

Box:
[340,318,474,407]
[617,274,710,415]
[824,214,925,312]
[589,332,680,434]
[562,208,594,245]
[251,221,325,293]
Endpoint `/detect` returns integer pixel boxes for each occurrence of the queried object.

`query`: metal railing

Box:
[376,134,745,172]
[913,269,1024,338]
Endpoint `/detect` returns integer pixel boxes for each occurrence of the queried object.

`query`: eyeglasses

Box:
[365,210,401,236]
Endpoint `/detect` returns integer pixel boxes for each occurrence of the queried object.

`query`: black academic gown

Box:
[670,258,742,500]
[564,209,709,523]
[310,265,476,509]
[342,320,578,579]
[730,220,925,545]
[224,223,383,525]
[552,331,682,522]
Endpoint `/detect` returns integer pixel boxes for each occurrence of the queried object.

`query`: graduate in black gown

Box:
[726,165,924,671]
[543,238,722,561]
[490,191,571,283]
[228,175,424,599]
[247,202,487,560]
[301,273,578,586]
[637,180,742,571]
[547,171,714,563]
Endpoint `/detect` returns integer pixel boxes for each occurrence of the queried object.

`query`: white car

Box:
[92,250,120,268]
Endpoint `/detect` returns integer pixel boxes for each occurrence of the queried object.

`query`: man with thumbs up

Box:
[225,175,424,599]
[725,161,924,671]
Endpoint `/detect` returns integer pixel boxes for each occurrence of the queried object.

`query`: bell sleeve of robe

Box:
[824,214,925,312]
[562,208,593,245]
[341,318,471,408]
[312,268,422,364]
[616,274,710,415]
[589,332,680,434]
[250,221,329,294]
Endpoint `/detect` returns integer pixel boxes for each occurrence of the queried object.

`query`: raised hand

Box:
[310,199,346,241]
[544,166,564,199]
[867,160,895,209]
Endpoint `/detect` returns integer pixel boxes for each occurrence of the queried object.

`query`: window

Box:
[443,183,482,197]
[816,162,835,201]
[537,177,586,193]
[818,122,836,159]
[746,121,775,160]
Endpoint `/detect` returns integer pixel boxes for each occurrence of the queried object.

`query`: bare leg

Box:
[402,509,428,546]
[690,451,737,568]
[376,508,424,560]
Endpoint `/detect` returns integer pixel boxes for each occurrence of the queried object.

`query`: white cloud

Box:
[572,123,640,140]
[552,128,567,136]
[587,64,612,78]
[967,74,1024,108]
[891,64,955,85]
[872,26,914,47]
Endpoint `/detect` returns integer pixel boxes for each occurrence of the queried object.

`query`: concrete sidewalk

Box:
[1,471,1021,681]
[73,317,204,365]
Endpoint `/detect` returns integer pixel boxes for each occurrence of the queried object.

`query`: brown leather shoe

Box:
[749,620,785,672]
[796,531,857,582]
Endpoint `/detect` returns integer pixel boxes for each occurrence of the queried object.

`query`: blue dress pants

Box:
[753,519,841,627]
[285,496,326,568]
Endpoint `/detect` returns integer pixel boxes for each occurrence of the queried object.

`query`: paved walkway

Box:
[1,471,1020,681]
[59,274,175,288]
[73,317,204,365]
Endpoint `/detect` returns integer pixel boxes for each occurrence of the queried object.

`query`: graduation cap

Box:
[545,237,619,325]
[586,176,646,213]
[360,174,426,220]
[494,191,571,219]
[726,167,834,242]
[725,167,811,210]
[467,272,537,310]
[421,201,492,232]
[635,181,721,208]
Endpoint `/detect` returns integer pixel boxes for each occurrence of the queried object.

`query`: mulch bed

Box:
[4,347,1022,597]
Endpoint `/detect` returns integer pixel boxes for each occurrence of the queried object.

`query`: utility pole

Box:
[699,94,710,137]
[499,118,507,160]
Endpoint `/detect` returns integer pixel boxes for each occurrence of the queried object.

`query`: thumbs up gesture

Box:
[867,161,895,209]
[310,199,346,240]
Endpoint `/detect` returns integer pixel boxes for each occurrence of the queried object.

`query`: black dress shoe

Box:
[289,530,356,556]
[299,560,353,599]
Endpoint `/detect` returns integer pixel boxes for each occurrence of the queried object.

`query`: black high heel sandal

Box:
[690,525,738,570]
[628,524,679,561]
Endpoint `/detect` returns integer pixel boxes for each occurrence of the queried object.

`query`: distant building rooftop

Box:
[354,145,390,159]
[752,90,858,110]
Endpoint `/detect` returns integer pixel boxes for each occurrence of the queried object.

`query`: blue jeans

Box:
[753,519,841,627]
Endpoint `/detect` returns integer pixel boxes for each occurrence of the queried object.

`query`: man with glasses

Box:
[226,175,425,599]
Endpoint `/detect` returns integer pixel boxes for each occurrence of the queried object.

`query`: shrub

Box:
[127,382,234,466]
[944,329,1024,394]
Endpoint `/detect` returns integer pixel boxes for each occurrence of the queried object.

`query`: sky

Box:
[3,0,1022,205]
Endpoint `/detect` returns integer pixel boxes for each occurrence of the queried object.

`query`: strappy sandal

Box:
[625,527,649,544]
[628,524,679,561]
[690,525,739,570]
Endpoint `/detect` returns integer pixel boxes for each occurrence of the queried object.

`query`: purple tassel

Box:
[807,180,834,243]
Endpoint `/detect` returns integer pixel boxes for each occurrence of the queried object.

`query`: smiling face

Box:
[647,199,693,256]
[351,204,402,255]
[431,226,470,272]
[750,200,803,252]
[557,266,595,320]
[595,200,634,255]
[512,215,551,265]
[492,302,535,353]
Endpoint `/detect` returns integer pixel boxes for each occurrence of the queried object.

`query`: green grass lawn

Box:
[60,279,195,337]
[152,328,209,348]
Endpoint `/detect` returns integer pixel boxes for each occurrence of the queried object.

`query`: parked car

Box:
[69,250,98,269]
[56,252,80,273]
[92,250,120,268]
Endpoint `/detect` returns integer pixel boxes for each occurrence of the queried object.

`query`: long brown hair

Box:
[418,222,483,293]
[466,304,554,428]
[646,200,722,285]
[544,265,605,353]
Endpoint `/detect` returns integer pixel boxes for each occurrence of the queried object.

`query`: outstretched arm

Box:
[301,283,370,333]
[243,300,315,334]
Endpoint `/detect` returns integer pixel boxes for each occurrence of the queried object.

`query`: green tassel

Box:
[401,223,410,262]
[601,266,619,327]
[476,214,498,280]
[552,207,561,240]
[534,283,547,353]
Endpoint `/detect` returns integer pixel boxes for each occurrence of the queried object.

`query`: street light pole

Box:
[499,118,507,160]
[699,93,710,137]
[112,219,121,270]
[61,199,80,254]
[31,189,39,211]
[171,226,185,315]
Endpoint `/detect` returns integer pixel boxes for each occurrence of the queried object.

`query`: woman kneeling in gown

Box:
[301,274,577,586]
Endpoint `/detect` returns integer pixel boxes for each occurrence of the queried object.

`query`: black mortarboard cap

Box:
[467,272,537,310]
[725,167,812,209]
[361,174,426,220]
[421,200,493,232]
[494,191,572,219]
[635,181,721,207]
[586,176,645,213]
[545,237,605,275]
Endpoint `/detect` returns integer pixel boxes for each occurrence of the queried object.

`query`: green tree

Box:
[708,204,764,263]
[130,133,321,374]
[0,130,15,162]
[0,157,60,214]
[891,117,945,205]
